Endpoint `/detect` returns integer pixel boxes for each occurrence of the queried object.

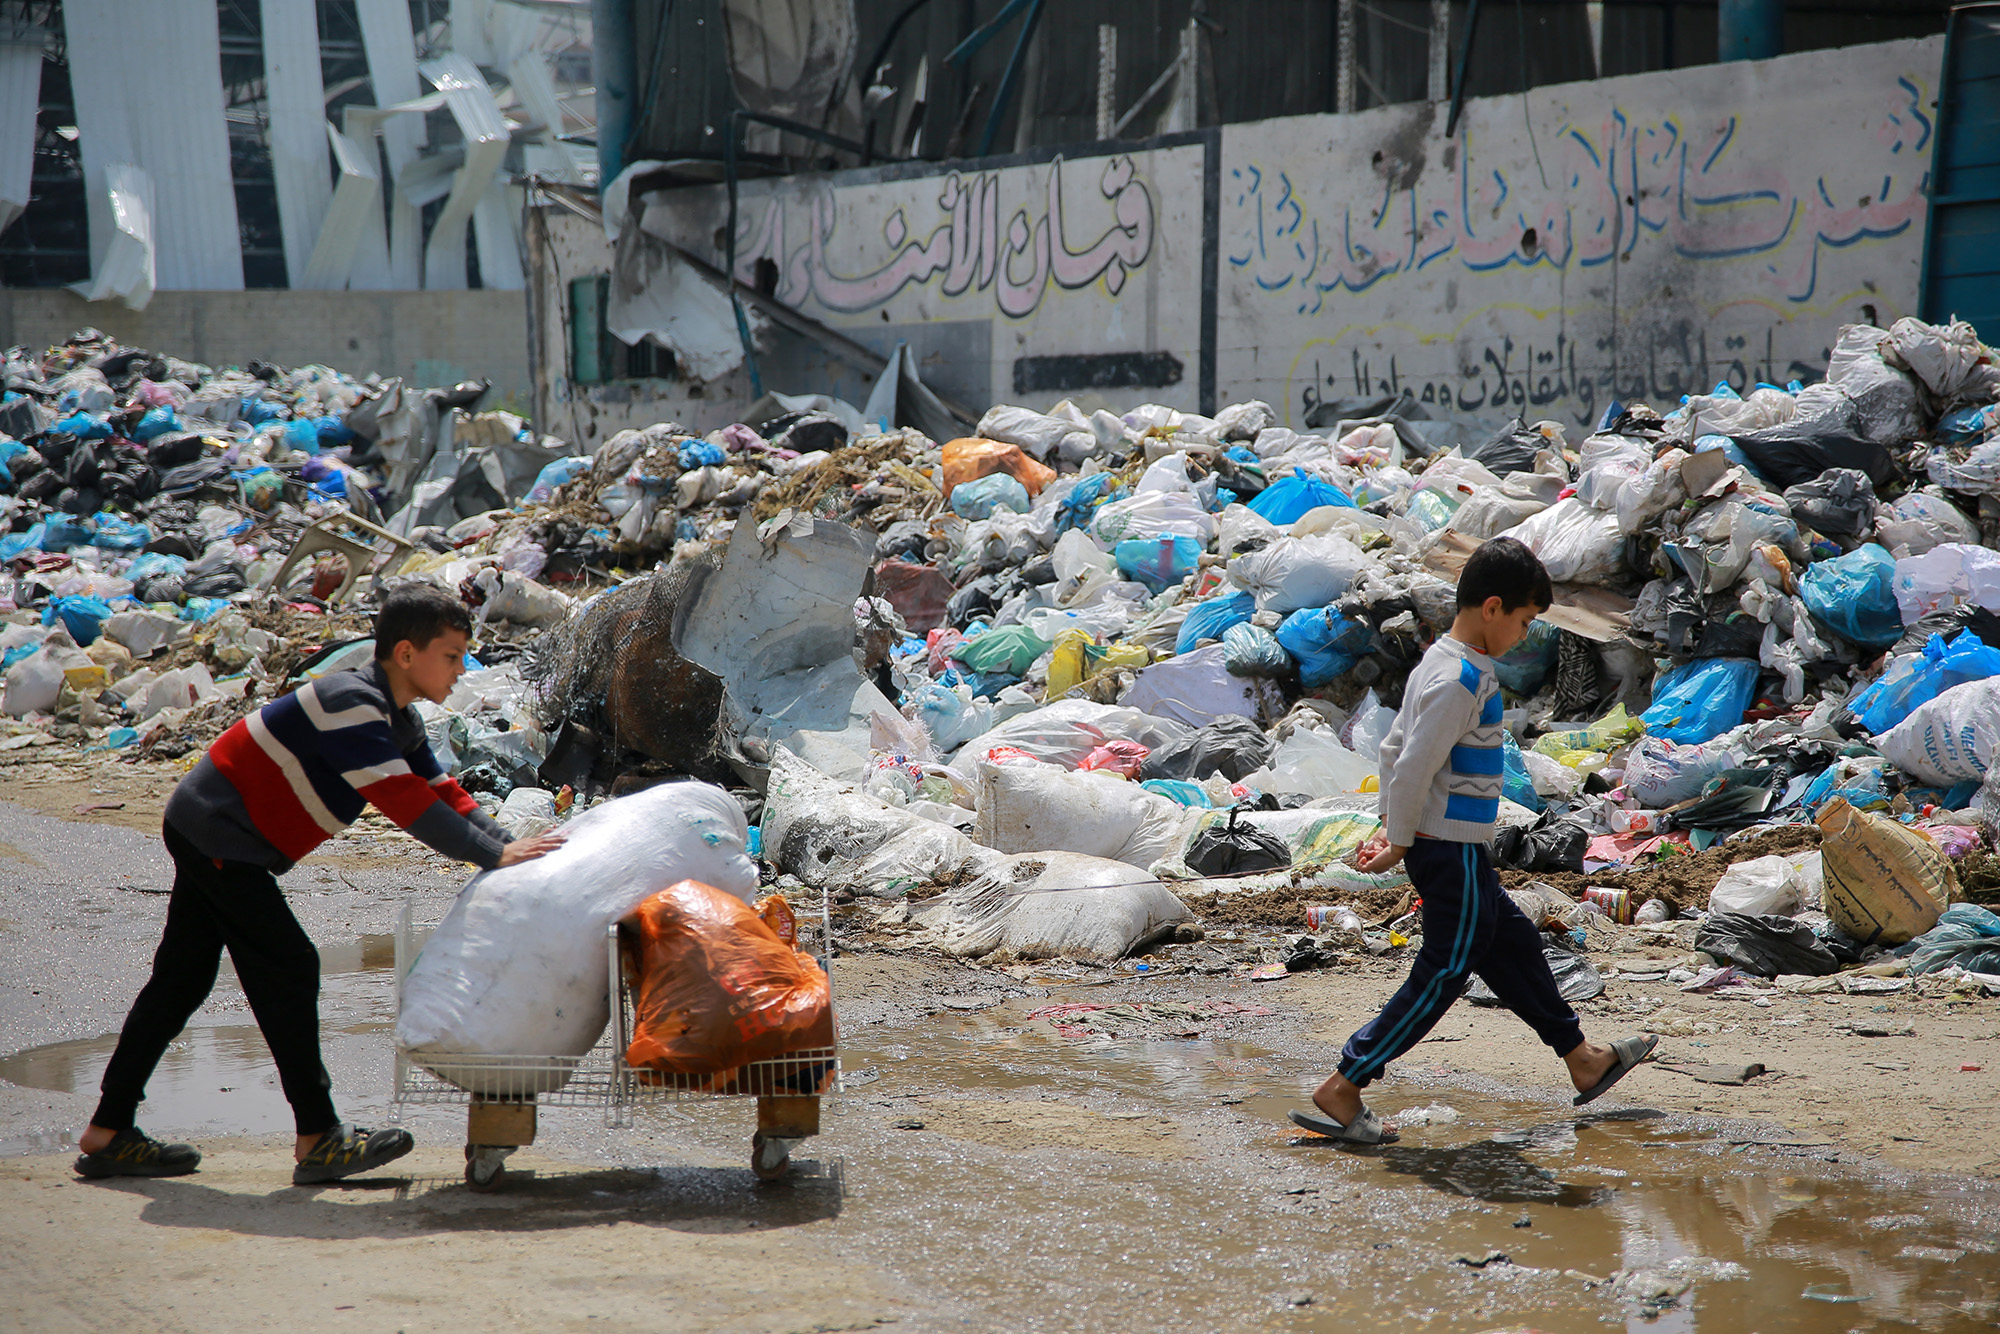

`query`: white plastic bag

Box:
[978,404,1094,463]
[1891,543,2000,625]
[1227,533,1370,613]
[1501,498,1627,585]
[1573,435,1652,510]
[1876,491,1980,559]
[974,761,1198,871]
[396,782,757,1089]
[1879,676,2000,784]
[949,698,1191,768]
[473,568,573,627]
[1614,447,1689,534]
[495,787,559,837]
[1448,484,1548,540]
[134,663,219,721]
[1117,643,1276,730]
[3,639,90,717]
[1090,489,1215,545]
[1826,324,1925,444]
[1708,854,1802,917]
[1622,736,1739,807]
[1337,688,1396,762]
[102,609,188,658]
[1241,726,1375,796]
[1215,503,1282,557]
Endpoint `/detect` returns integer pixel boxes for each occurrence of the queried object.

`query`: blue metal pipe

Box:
[592,0,638,194]
[1718,0,1782,62]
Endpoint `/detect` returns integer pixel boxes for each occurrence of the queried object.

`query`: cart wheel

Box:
[464,1144,510,1192]
[750,1132,791,1181]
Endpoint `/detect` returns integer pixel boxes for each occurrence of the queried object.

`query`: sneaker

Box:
[292,1124,415,1185]
[74,1127,201,1178]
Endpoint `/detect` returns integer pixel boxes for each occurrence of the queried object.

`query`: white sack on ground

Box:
[948,698,1191,769]
[1879,677,2000,785]
[761,746,989,896]
[396,782,756,1092]
[899,850,1191,962]
[974,761,1199,872]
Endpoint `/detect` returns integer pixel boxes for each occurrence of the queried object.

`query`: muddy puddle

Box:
[0,934,396,1146]
[725,996,2000,1334]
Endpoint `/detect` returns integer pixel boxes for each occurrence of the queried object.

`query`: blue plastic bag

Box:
[40,515,94,550]
[281,418,322,454]
[0,522,44,559]
[1115,534,1202,593]
[54,412,112,439]
[1246,473,1355,525]
[528,456,593,502]
[952,473,1031,519]
[0,437,24,486]
[1141,779,1213,808]
[1176,590,1256,654]
[1798,543,1903,650]
[179,597,230,622]
[1221,622,1293,677]
[1849,630,2000,736]
[1056,473,1126,534]
[1641,657,1760,743]
[1274,605,1372,688]
[1937,403,2000,447]
[90,513,150,550]
[1904,903,2000,976]
[1493,619,1561,695]
[676,439,727,469]
[315,415,358,449]
[125,551,187,583]
[132,407,181,441]
[43,594,114,646]
[1502,730,1542,811]
[239,396,283,425]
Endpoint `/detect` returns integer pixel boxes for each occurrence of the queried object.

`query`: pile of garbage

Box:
[7,315,2000,993]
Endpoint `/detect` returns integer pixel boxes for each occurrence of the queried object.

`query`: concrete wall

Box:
[534,35,1943,442]
[1220,36,1944,432]
[0,289,533,409]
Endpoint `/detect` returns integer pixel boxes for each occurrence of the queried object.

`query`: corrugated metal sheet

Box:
[261,0,334,289]
[0,25,40,235]
[1921,2,2000,340]
[67,0,241,291]
[420,54,514,290]
[302,122,383,290]
[356,0,428,289]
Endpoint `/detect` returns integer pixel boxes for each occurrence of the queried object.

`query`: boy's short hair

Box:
[1457,536,1553,612]
[373,585,473,659]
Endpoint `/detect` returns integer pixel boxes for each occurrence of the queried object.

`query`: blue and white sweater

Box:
[1375,636,1504,846]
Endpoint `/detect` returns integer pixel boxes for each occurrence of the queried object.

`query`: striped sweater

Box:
[163,661,510,872]
[1375,636,1505,846]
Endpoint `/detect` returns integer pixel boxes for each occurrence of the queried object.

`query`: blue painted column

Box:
[592,0,638,193]
[1718,0,1782,61]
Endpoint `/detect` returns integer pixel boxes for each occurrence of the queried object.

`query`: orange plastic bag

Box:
[619,881,832,1083]
[941,437,1056,499]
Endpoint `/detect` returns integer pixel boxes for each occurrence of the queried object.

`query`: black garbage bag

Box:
[1891,604,2000,656]
[1140,715,1274,782]
[1281,936,1343,971]
[1696,912,1840,977]
[1783,468,1877,538]
[184,567,248,598]
[1466,943,1604,1005]
[1728,394,1896,490]
[1491,810,1591,873]
[1467,418,1545,476]
[946,572,1010,629]
[1185,806,1292,877]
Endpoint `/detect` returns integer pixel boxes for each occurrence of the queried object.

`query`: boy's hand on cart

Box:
[498,833,566,866]
[1351,832,1408,873]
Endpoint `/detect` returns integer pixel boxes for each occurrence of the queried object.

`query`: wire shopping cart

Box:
[390,899,840,1191]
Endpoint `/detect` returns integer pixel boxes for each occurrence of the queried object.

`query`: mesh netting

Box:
[520,553,726,771]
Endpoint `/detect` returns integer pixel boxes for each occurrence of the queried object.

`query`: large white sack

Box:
[1117,643,1277,729]
[974,761,1199,871]
[1228,533,1370,613]
[949,697,1191,769]
[761,746,989,896]
[1240,726,1375,796]
[978,404,1094,463]
[396,782,757,1090]
[1879,676,2000,785]
[901,850,1191,961]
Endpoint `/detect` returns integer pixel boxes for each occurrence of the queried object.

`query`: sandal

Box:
[1572,1034,1660,1107]
[1287,1105,1400,1145]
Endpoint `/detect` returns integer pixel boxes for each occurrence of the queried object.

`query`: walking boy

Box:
[75,585,564,1183]
[1291,536,1656,1144]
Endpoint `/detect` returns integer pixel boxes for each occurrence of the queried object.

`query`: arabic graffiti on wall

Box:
[729,153,1159,320]
[1218,37,1941,429]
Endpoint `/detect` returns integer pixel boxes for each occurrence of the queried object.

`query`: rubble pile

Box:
[7,316,2000,992]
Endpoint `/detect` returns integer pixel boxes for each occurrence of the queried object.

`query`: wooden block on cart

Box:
[756,1095,820,1139]
[467,1101,537,1146]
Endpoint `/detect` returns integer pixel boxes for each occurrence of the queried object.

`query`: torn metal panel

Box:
[66,163,154,310]
[607,226,761,381]
[720,0,858,126]
[260,0,333,288]
[67,0,241,292]
[673,512,894,781]
[299,123,382,290]
[0,23,40,236]
[354,0,427,289]
[506,50,586,184]
[474,180,526,291]
[419,55,513,291]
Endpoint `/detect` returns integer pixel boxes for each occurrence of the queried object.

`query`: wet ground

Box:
[4,796,1999,1331]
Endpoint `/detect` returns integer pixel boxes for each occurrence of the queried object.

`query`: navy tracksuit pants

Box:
[1338,838,1584,1088]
